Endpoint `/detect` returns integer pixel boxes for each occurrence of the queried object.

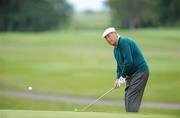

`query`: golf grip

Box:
[81,87,114,111]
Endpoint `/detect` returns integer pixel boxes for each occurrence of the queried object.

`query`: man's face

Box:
[105,32,118,46]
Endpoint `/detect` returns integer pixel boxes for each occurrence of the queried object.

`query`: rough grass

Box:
[70,12,110,29]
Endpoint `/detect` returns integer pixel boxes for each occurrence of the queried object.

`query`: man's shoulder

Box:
[119,36,131,44]
[120,36,136,44]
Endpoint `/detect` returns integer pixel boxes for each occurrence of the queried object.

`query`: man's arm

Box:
[120,40,133,78]
[114,65,122,89]
[116,64,121,79]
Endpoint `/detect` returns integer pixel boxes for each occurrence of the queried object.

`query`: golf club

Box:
[81,87,114,111]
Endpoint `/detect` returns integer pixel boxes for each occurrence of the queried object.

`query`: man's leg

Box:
[125,70,149,112]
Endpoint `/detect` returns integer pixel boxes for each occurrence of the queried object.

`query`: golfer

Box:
[102,27,149,112]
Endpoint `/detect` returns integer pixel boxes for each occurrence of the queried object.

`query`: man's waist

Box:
[127,66,148,79]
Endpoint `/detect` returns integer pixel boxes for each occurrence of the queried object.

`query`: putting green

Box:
[0,110,178,118]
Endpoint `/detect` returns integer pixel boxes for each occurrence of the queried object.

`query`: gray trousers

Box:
[125,70,149,112]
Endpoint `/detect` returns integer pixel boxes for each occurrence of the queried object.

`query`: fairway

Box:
[0,28,180,113]
[0,0,180,117]
[0,29,180,102]
[0,110,178,118]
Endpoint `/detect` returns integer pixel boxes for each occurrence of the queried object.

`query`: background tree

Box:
[0,0,73,32]
[106,0,180,28]
[157,0,180,26]
[106,0,157,28]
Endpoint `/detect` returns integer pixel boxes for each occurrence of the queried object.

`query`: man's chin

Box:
[109,42,115,46]
[112,43,116,46]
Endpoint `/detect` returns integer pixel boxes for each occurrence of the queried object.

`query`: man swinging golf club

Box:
[102,27,149,112]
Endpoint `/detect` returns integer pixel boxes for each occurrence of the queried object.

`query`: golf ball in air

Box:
[28,86,32,91]
[74,108,78,111]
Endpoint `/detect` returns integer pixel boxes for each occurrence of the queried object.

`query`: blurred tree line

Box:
[107,0,180,28]
[0,0,179,31]
[0,0,72,32]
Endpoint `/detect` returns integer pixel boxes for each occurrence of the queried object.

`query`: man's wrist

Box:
[118,76,126,84]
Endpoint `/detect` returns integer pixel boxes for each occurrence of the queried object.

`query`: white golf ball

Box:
[74,108,78,112]
[28,86,32,91]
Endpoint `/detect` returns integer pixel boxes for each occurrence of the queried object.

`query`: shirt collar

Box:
[115,35,120,48]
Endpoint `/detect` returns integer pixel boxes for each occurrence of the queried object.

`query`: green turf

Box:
[1,29,180,103]
[0,110,179,118]
[0,94,180,117]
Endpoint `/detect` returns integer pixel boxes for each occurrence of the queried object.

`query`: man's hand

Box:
[114,79,121,89]
[114,77,126,89]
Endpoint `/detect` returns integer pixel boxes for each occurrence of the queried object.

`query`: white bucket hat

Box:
[102,27,116,38]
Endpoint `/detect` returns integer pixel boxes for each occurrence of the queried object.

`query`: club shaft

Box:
[81,87,114,111]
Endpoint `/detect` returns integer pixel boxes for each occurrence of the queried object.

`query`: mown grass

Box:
[0,29,180,103]
[0,110,179,118]
[1,94,180,116]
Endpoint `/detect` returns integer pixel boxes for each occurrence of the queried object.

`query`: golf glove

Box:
[118,76,126,84]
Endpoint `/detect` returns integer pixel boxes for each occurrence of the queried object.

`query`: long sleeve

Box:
[120,40,133,78]
[116,64,121,78]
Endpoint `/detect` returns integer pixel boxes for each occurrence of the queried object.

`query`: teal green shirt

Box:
[114,36,148,78]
